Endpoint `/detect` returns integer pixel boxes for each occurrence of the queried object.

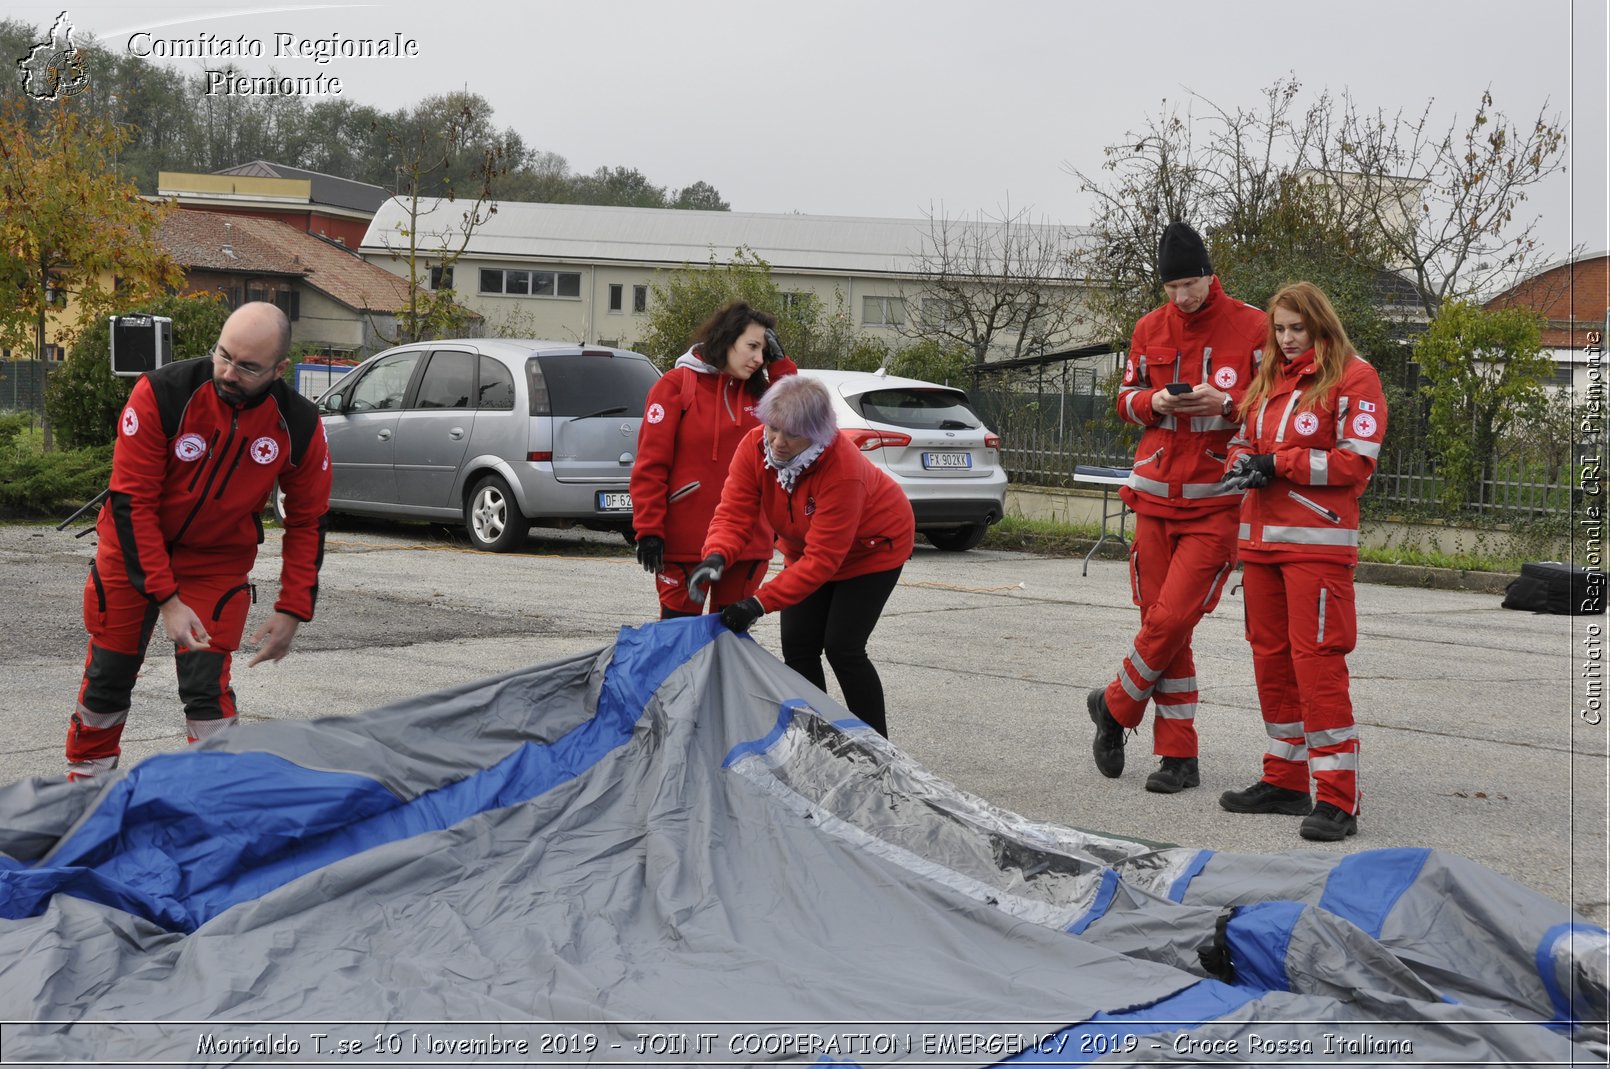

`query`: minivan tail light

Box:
[527,451,553,462]
[847,429,912,452]
[985,434,1001,450]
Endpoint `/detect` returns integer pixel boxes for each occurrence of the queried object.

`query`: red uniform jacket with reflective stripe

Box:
[1117,277,1267,518]
[629,354,797,561]
[1228,349,1388,565]
[702,428,915,613]
[95,357,333,620]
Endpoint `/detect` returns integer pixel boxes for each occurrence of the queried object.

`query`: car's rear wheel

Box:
[923,524,987,552]
[268,482,288,526]
[466,474,529,552]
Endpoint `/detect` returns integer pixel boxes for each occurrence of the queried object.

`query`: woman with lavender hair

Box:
[693,375,914,736]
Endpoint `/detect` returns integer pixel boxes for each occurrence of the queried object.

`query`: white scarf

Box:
[765,440,826,492]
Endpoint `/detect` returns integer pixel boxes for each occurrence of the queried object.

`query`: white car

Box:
[798,369,1006,551]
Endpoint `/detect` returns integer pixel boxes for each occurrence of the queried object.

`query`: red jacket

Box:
[96,357,332,620]
[703,428,915,613]
[1117,277,1267,518]
[630,351,797,561]
[1228,349,1388,565]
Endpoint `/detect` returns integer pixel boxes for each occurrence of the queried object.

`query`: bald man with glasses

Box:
[65,302,332,780]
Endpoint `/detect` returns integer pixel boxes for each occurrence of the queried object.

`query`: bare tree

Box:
[367,96,508,345]
[898,201,1086,370]
[1307,88,1568,318]
[1069,79,1568,335]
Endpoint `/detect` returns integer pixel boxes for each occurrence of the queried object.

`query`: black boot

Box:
[1300,802,1359,841]
[1218,780,1313,815]
[1145,756,1200,794]
[1087,689,1127,778]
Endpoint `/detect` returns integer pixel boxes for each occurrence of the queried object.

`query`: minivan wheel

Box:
[923,524,988,552]
[466,475,530,552]
[268,482,288,526]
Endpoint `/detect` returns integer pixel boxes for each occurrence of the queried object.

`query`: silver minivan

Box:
[307,339,660,551]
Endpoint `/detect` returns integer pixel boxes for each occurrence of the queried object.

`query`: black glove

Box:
[763,328,785,364]
[1223,453,1276,490]
[634,535,664,574]
[685,553,726,604]
[719,597,763,633]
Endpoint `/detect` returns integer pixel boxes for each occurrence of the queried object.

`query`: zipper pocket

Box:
[1287,490,1342,524]
[668,480,701,503]
[1136,447,1164,468]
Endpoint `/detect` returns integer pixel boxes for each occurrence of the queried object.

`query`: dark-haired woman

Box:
[630,302,796,618]
[1217,281,1388,842]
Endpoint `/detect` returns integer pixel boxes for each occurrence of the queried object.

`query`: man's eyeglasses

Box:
[212,346,278,381]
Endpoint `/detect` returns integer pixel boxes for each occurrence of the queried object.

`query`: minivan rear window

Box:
[527,354,659,417]
[855,388,981,431]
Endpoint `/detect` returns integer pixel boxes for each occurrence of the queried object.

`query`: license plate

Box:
[596,491,632,512]
[922,452,972,470]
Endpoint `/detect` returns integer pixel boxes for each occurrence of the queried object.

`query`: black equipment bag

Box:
[1501,561,1605,616]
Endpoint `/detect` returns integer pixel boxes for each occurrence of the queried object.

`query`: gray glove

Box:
[1223,453,1275,490]
[763,328,785,364]
[686,553,726,604]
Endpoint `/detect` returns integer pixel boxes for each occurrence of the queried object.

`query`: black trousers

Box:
[779,565,903,737]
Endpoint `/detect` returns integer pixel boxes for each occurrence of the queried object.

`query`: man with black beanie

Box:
[1086,221,1268,794]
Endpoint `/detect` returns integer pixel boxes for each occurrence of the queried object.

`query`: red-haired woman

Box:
[1217,281,1388,841]
[630,302,796,618]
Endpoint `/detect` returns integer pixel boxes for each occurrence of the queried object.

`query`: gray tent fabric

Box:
[0,617,1603,1065]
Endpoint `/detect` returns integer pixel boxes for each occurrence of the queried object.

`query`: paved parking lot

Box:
[1,519,1604,924]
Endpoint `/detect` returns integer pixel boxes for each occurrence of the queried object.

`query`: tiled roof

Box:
[227,216,413,312]
[158,211,307,276]
[161,210,414,312]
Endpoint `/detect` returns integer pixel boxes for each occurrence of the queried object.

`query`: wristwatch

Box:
[1220,395,1236,419]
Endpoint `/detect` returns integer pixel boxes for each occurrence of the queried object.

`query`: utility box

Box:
[109,315,174,378]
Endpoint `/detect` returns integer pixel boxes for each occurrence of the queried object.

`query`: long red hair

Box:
[1240,281,1353,418]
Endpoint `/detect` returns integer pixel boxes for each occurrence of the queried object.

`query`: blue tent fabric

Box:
[0,621,1604,1064]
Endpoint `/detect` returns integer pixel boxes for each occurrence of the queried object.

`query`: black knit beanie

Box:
[1157,222,1212,282]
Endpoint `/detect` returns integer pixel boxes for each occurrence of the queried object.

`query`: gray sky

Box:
[14,0,1609,266]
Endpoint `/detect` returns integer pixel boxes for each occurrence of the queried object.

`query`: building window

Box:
[863,296,905,327]
[780,291,811,311]
[274,290,300,322]
[429,266,454,290]
[1551,362,1576,388]
[633,285,648,314]
[921,297,959,331]
[478,268,583,299]
[608,284,624,312]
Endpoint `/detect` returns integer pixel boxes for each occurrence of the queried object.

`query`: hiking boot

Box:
[1300,802,1359,841]
[1145,756,1200,794]
[1218,780,1313,815]
[1087,688,1127,779]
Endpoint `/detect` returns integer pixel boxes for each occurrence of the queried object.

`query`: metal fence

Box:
[968,354,1578,523]
[0,360,55,416]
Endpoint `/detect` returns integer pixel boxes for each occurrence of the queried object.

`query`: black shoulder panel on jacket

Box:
[145,358,214,440]
[271,380,322,467]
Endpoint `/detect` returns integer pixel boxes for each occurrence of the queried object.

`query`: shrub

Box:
[0,414,110,515]
[45,293,229,449]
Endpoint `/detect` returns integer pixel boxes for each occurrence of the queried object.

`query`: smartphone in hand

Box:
[1164,382,1194,395]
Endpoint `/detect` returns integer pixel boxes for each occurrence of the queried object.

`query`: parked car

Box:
[798,369,1006,551]
[293,340,660,551]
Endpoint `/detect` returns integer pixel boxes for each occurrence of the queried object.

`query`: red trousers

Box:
[67,557,254,777]
[1241,559,1360,813]
[1103,510,1237,757]
[654,558,767,618]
